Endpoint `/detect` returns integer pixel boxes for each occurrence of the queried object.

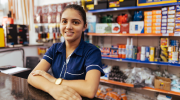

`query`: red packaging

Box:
[118,44,122,58]
[56,4,65,23]
[120,23,129,34]
[42,5,49,14]
[49,4,57,14]
[42,14,48,23]
[34,6,42,23]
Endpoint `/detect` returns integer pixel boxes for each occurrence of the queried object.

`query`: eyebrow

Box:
[61,18,81,22]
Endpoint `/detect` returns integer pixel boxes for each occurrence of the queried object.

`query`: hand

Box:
[31,70,56,83]
[48,84,82,100]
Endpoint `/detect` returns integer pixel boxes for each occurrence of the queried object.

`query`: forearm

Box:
[62,80,99,98]
[27,74,55,93]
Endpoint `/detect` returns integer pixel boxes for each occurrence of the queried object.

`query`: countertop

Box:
[0,73,102,100]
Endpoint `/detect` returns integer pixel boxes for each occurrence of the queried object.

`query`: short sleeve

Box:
[85,48,105,76]
[42,44,55,65]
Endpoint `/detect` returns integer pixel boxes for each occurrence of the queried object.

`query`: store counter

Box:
[0,73,102,100]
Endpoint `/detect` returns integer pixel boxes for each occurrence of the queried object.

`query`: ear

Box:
[83,23,87,31]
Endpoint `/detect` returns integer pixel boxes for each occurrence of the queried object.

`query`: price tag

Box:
[120,59,122,61]
[162,33,169,36]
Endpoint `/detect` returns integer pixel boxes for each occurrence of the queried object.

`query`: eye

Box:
[61,20,67,24]
[73,21,79,25]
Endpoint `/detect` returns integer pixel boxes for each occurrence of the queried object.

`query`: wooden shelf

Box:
[87,33,175,36]
[100,79,180,96]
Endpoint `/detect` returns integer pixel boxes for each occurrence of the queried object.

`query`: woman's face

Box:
[60,8,87,42]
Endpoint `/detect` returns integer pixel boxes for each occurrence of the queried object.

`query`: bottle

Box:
[126,38,130,59]
[129,38,133,59]
[122,45,126,59]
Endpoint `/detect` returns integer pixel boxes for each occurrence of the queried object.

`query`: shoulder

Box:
[48,43,62,52]
[83,42,101,55]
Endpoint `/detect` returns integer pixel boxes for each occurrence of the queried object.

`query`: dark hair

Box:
[61,4,87,40]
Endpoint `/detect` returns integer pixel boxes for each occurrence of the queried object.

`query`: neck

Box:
[65,38,81,50]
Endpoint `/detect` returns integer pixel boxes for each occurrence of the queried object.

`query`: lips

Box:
[65,32,74,36]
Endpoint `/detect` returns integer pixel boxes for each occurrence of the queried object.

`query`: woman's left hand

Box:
[31,70,56,83]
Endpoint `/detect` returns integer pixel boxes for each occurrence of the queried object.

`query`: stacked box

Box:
[144,11,152,34]
[152,10,162,34]
[167,6,176,34]
[175,5,180,34]
[161,7,168,34]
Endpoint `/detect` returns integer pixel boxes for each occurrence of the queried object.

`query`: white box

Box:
[96,23,112,33]
[111,23,120,33]
[129,21,144,34]
[87,15,97,33]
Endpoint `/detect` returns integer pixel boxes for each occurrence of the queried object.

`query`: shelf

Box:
[102,57,180,67]
[87,33,175,36]
[100,79,180,96]
[88,2,180,13]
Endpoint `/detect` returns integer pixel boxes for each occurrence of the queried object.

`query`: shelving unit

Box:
[88,2,180,13]
[100,79,180,96]
[102,57,180,67]
[88,1,180,98]
[88,33,175,36]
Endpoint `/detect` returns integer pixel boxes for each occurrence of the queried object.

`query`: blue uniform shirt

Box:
[43,39,105,80]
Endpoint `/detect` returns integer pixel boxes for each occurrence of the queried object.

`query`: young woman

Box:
[27,4,104,100]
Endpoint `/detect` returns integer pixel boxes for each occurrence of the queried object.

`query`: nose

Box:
[66,22,73,29]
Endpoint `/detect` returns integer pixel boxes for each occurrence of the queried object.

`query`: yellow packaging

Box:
[152,27,161,31]
[145,27,152,30]
[145,16,152,19]
[153,23,161,27]
[144,23,152,27]
[160,38,169,47]
[152,10,162,15]
[149,47,155,62]
[152,30,161,34]
[145,19,152,23]
[152,15,162,19]
[86,4,94,10]
[144,11,152,16]
[0,28,5,47]
[152,19,161,23]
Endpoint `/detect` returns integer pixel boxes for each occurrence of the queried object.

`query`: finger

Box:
[66,88,81,99]
[59,92,73,100]
[57,97,66,100]
[31,70,41,76]
[63,90,79,100]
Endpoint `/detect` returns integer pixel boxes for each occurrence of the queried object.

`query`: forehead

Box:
[61,9,82,20]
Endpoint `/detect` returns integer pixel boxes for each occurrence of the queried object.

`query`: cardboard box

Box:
[162,15,168,19]
[145,19,152,23]
[129,21,144,34]
[145,30,152,34]
[153,23,161,27]
[162,19,167,23]
[153,19,161,23]
[96,23,112,33]
[152,27,161,31]
[152,10,162,15]
[87,15,97,33]
[153,15,162,19]
[138,0,177,6]
[120,23,129,34]
[145,23,152,27]
[112,23,120,33]
[162,23,167,27]
[144,11,152,16]
[153,30,161,34]
[145,16,152,19]
[154,76,171,91]
[145,27,152,31]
